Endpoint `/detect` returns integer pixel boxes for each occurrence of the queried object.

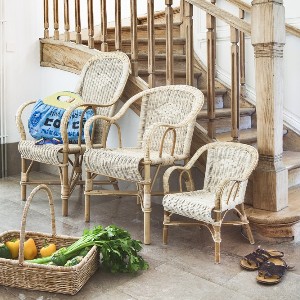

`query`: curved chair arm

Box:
[84,115,122,149]
[214,177,248,212]
[15,100,37,140]
[163,166,191,194]
[60,102,113,150]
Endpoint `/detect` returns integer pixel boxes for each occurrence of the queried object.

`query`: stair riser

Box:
[198,115,252,134]
[137,59,187,71]
[288,168,300,189]
[202,95,224,110]
[139,75,200,88]
[107,27,180,40]
[106,42,185,55]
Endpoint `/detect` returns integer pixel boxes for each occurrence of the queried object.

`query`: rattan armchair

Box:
[162,142,259,263]
[83,85,204,244]
[16,52,131,216]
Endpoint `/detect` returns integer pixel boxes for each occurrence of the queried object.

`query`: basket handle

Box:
[18,184,57,265]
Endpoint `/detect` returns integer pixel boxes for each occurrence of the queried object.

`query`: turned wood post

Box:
[43,0,49,38]
[185,1,194,86]
[230,26,240,142]
[64,0,70,41]
[239,8,246,97]
[101,0,108,51]
[251,0,288,211]
[75,0,82,44]
[165,0,174,85]
[115,0,122,51]
[130,0,138,77]
[206,0,216,139]
[148,0,156,87]
[53,0,59,40]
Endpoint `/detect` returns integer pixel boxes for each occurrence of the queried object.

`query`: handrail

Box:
[226,0,300,38]
[186,0,251,35]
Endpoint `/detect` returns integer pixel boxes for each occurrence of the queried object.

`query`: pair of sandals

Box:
[240,247,293,284]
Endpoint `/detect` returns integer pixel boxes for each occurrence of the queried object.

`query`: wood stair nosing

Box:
[126,53,187,61]
[197,107,256,119]
[138,69,202,78]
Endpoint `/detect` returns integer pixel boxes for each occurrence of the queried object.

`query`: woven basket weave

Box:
[0,185,99,295]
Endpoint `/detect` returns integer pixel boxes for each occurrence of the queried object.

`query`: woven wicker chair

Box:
[16,52,131,216]
[83,85,204,244]
[162,142,259,263]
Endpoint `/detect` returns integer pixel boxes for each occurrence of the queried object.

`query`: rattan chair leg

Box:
[61,162,70,217]
[85,171,92,222]
[21,158,27,201]
[143,163,151,245]
[163,211,171,244]
[213,225,221,264]
[240,203,255,244]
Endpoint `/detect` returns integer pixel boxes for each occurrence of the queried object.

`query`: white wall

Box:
[193,0,300,134]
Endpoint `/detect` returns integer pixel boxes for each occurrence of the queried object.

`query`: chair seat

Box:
[84,147,186,182]
[19,140,102,166]
[163,189,244,224]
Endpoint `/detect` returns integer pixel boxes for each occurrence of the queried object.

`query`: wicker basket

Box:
[0,185,99,295]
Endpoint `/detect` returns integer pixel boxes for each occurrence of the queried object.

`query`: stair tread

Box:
[201,88,228,96]
[215,128,258,143]
[106,37,186,44]
[107,21,182,32]
[198,107,255,119]
[127,53,187,61]
[283,151,300,170]
[138,69,202,77]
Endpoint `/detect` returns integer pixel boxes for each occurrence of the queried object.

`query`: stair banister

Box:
[64,0,70,42]
[53,0,59,40]
[115,0,122,51]
[206,0,216,139]
[130,0,138,77]
[165,0,174,85]
[100,0,108,51]
[148,0,156,87]
[43,0,49,39]
[251,0,288,212]
[184,1,194,86]
[230,26,240,142]
[239,8,245,96]
[75,0,82,44]
[87,0,94,49]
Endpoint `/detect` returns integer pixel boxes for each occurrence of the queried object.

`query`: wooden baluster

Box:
[148,0,156,87]
[185,1,194,86]
[101,0,108,51]
[230,27,240,142]
[43,0,49,38]
[239,8,246,97]
[87,0,94,48]
[53,0,59,40]
[206,1,216,139]
[64,0,70,41]
[115,0,122,51]
[179,0,185,37]
[130,0,138,77]
[165,0,174,85]
[75,0,82,44]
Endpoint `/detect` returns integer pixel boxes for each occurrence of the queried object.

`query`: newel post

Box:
[251,0,288,211]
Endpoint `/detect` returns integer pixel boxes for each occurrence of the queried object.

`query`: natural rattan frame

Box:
[16,52,131,216]
[162,142,259,263]
[83,85,204,245]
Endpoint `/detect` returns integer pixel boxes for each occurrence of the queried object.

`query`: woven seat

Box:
[83,85,204,244]
[162,142,259,263]
[16,52,131,216]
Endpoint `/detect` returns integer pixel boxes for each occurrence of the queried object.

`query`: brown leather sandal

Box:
[256,257,293,284]
[240,247,284,271]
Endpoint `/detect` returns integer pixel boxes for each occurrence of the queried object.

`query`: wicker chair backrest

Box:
[137,85,204,157]
[203,143,258,204]
[76,52,131,142]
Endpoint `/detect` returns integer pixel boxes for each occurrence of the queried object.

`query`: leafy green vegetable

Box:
[27,225,149,273]
[64,256,83,266]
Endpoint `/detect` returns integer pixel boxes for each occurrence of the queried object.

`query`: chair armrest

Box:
[163,166,189,194]
[15,100,37,140]
[214,177,248,212]
[84,115,122,149]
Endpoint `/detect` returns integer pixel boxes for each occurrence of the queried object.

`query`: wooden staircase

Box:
[40,4,300,240]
